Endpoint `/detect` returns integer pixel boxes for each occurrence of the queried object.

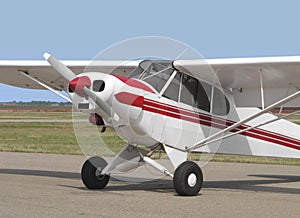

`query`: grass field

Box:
[0,111,299,165]
[0,111,72,120]
[0,118,123,155]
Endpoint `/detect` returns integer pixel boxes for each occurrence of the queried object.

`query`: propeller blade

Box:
[44,52,117,120]
[84,87,119,121]
[44,52,76,81]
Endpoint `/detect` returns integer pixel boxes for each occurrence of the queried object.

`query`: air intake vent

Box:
[78,103,89,110]
[93,80,105,92]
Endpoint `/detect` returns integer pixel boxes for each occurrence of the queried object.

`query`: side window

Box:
[212,87,230,115]
[163,72,181,101]
[197,82,210,112]
[180,74,197,107]
[180,74,210,112]
[200,82,211,102]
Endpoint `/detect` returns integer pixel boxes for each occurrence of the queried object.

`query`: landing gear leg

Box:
[173,161,203,196]
[142,155,203,196]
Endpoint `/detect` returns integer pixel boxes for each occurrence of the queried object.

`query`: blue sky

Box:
[1,0,300,102]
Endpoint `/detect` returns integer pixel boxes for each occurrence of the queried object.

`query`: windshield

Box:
[129,60,229,115]
[130,60,173,92]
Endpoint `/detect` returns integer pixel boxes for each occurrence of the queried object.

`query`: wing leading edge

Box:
[0,60,139,90]
[2,56,300,107]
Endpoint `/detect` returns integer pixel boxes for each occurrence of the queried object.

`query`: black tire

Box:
[81,156,110,189]
[173,161,203,196]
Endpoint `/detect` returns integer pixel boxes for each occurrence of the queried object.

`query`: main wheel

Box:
[173,161,203,196]
[81,156,110,189]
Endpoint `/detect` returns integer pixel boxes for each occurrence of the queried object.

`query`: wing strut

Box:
[187,89,300,151]
[259,69,265,109]
[19,71,72,103]
[196,109,300,147]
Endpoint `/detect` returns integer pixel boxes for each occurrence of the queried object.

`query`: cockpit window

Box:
[163,72,181,101]
[140,63,173,92]
[129,60,230,115]
[130,60,173,92]
[211,87,230,115]
[180,74,210,112]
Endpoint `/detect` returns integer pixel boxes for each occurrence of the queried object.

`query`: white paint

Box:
[187,173,197,187]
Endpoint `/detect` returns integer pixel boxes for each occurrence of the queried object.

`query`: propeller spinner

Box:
[44,52,114,119]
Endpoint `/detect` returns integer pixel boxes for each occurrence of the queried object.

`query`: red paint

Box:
[89,113,104,126]
[115,92,144,108]
[115,92,300,151]
[145,99,300,151]
[113,75,155,93]
[69,76,91,97]
[145,97,300,148]
[89,114,98,125]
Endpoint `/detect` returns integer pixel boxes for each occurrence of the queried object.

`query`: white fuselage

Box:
[69,72,300,159]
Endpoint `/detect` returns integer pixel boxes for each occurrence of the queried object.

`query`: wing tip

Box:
[43,52,51,60]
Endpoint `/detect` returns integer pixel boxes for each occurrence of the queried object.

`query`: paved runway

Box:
[0,152,299,217]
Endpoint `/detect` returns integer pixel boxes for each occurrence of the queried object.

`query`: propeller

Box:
[44,52,114,119]
[83,86,113,117]
[43,53,76,81]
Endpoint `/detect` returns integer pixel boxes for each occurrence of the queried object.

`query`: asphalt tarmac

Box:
[0,152,299,217]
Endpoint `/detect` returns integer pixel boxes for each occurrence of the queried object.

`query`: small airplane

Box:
[0,53,300,196]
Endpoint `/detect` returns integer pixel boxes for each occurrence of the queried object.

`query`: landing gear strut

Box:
[81,156,110,189]
[81,151,204,196]
[142,154,203,196]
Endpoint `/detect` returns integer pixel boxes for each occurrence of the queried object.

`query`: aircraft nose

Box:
[69,76,91,97]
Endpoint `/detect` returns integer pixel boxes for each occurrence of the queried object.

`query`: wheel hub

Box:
[95,167,102,176]
[187,173,197,187]
[95,167,106,180]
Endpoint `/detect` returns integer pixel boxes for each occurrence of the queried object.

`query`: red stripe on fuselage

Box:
[144,98,300,149]
[115,92,144,108]
[115,92,300,151]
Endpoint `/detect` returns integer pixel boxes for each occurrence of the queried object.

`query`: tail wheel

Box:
[173,161,203,196]
[81,156,110,189]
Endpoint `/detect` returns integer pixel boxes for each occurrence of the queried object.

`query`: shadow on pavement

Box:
[1,168,299,194]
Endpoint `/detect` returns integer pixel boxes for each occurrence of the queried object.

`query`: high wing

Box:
[174,56,300,107]
[174,56,300,88]
[1,56,300,107]
[0,60,139,90]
